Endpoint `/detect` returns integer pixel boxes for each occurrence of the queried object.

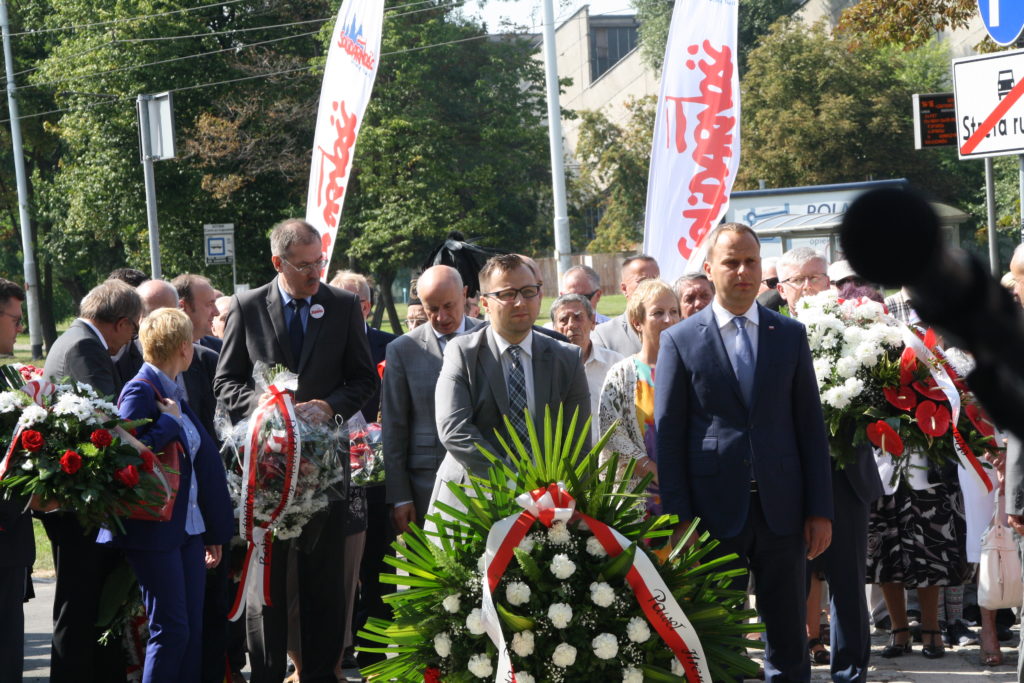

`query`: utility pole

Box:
[137,94,162,279]
[0,0,43,359]
[541,0,572,278]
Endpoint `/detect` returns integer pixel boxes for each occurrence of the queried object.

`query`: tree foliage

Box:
[837,0,975,48]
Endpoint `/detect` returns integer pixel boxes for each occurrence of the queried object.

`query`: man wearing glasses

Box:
[430,254,590,522]
[215,218,377,683]
[775,247,831,312]
[42,278,144,683]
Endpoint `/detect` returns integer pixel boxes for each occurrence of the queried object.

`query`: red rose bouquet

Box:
[349,414,383,487]
[0,379,170,532]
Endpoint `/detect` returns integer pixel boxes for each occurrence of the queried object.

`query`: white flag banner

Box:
[305,0,385,275]
[642,0,740,282]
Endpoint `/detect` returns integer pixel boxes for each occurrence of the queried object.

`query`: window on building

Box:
[590,24,638,82]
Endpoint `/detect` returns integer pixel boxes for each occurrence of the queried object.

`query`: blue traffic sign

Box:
[979,0,1024,46]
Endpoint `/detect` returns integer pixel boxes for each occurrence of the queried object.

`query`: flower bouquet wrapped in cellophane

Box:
[349,412,384,487]
[0,378,167,533]
[359,405,762,682]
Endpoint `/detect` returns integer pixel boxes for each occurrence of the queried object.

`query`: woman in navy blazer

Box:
[97,308,233,683]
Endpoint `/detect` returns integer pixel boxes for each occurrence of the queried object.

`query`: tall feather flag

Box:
[305,0,386,276]
[642,0,741,281]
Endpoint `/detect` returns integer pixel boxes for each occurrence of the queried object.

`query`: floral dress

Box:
[599,357,660,514]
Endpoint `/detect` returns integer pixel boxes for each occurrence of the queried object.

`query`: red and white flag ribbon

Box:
[480,483,711,682]
[901,328,993,496]
[228,384,302,621]
[0,380,58,479]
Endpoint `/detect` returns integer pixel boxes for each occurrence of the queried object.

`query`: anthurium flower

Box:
[912,377,947,402]
[923,327,938,349]
[965,403,996,439]
[867,420,904,457]
[899,347,918,385]
[916,400,951,437]
[883,386,917,412]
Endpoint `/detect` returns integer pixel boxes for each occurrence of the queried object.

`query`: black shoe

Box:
[997,627,1014,642]
[808,637,831,665]
[910,623,923,643]
[921,629,945,659]
[945,621,979,647]
[872,615,892,634]
[881,628,912,658]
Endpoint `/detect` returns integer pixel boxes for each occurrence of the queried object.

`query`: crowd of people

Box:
[0,216,1023,683]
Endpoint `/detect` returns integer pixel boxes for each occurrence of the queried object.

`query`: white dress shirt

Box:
[584,343,624,442]
[492,328,535,416]
[432,316,468,351]
[710,299,760,377]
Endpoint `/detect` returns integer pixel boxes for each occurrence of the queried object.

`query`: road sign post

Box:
[204,223,236,291]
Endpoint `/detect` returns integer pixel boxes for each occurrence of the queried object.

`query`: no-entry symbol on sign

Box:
[953,48,1024,159]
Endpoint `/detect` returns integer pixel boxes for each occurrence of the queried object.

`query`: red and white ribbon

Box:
[901,328,993,496]
[0,380,58,479]
[228,384,302,621]
[480,482,710,682]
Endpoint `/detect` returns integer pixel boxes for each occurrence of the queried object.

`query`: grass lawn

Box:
[32,519,54,576]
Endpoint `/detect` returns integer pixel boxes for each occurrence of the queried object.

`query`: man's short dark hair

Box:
[622,254,658,271]
[705,222,760,260]
[80,280,142,324]
[478,254,538,291]
[0,278,24,307]
[170,273,212,307]
[108,268,150,288]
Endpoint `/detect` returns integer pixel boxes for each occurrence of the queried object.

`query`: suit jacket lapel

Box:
[697,307,745,406]
[531,335,553,424]
[482,328,511,417]
[265,281,296,369]
[298,289,327,373]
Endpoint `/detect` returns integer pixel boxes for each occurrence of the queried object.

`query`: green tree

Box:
[837,0,976,48]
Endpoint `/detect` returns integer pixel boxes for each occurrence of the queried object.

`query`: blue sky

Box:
[461,0,634,34]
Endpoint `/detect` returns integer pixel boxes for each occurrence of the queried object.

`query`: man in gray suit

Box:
[42,279,142,683]
[383,265,483,532]
[431,254,590,514]
[590,254,660,357]
[214,218,377,683]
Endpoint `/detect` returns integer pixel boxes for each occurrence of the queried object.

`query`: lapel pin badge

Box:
[310,303,325,319]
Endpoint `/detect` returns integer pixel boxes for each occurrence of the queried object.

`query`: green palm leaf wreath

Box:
[359,404,762,681]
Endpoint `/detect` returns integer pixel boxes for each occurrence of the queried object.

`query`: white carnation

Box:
[506,581,531,606]
[547,602,573,628]
[442,593,461,613]
[16,404,46,429]
[0,391,25,413]
[511,630,535,657]
[547,520,571,545]
[466,608,486,635]
[433,632,452,658]
[551,642,577,667]
[626,616,651,643]
[623,666,644,683]
[518,534,537,554]
[585,535,607,557]
[550,553,576,579]
[592,632,619,660]
[835,356,860,379]
[589,581,614,607]
[515,673,536,683]
[467,653,493,678]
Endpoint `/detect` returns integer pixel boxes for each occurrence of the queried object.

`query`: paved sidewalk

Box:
[23,575,1022,682]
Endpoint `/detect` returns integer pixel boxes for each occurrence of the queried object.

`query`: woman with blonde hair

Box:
[97,307,233,683]
[599,279,681,512]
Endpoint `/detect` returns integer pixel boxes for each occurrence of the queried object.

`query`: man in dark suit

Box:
[172,273,223,353]
[776,247,882,681]
[0,278,33,683]
[214,218,377,683]
[42,279,143,683]
[432,254,590,517]
[656,223,834,682]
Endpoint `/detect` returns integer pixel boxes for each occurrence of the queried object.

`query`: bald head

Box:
[137,279,180,317]
[418,265,467,335]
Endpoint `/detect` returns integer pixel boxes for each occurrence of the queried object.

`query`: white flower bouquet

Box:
[359,406,761,682]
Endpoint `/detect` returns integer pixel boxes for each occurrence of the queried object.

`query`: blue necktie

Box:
[288,299,306,362]
[507,345,529,444]
[732,316,755,405]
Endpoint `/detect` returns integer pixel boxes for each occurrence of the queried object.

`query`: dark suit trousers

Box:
[201,555,232,683]
[0,565,27,683]
[815,474,871,683]
[355,485,395,664]
[246,500,347,683]
[42,512,126,683]
[709,492,810,683]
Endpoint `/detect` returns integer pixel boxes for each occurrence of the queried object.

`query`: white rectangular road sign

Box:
[953,47,1024,159]
[204,223,234,265]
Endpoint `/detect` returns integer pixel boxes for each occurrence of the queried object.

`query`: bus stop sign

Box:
[979,0,1024,46]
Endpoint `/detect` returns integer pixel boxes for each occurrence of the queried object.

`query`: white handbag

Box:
[978,491,1024,610]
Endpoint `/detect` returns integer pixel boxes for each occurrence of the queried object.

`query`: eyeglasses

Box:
[579,289,600,301]
[481,284,543,302]
[0,311,22,327]
[761,277,779,289]
[282,258,328,274]
[121,317,140,339]
[780,274,828,288]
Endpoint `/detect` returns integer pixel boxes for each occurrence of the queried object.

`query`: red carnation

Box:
[916,400,951,438]
[60,450,82,475]
[423,668,442,683]
[883,386,917,412]
[139,450,156,473]
[90,429,113,448]
[20,429,44,452]
[866,420,904,457]
[115,464,140,488]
